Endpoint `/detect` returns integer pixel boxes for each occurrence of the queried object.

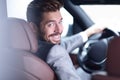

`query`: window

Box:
[81,5,120,32]
[61,8,73,37]
[7,0,32,20]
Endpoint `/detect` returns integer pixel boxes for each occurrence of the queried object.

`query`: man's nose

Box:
[55,24,62,32]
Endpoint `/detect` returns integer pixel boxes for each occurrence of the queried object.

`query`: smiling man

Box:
[27,0,106,80]
[40,11,63,44]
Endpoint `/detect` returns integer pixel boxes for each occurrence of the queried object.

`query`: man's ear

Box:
[28,22,38,34]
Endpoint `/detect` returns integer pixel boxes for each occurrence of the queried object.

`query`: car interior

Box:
[92,37,120,80]
[1,0,120,80]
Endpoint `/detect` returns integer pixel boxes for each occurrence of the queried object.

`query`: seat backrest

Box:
[106,37,120,77]
[0,18,56,80]
[2,18,38,53]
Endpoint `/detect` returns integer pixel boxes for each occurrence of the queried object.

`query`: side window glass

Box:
[60,8,73,37]
[81,5,120,32]
[7,0,32,20]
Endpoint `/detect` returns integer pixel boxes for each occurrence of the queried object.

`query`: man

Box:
[26,0,106,80]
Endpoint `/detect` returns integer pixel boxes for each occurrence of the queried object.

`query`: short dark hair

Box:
[27,0,63,27]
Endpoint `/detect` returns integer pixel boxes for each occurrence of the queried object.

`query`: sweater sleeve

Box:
[61,32,88,53]
[46,45,81,80]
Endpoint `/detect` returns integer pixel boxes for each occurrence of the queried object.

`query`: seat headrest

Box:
[3,18,38,53]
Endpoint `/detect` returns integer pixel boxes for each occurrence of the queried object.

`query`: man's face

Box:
[40,10,63,44]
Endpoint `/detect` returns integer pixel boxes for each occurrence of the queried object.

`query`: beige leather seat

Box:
[0,18,56,80]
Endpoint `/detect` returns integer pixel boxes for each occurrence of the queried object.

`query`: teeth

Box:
[53,35,60,40]
[54,35,59,38]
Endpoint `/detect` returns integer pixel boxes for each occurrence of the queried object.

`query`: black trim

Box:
[63,0,94,31]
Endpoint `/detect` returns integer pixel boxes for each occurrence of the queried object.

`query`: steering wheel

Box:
[77,28,119,73]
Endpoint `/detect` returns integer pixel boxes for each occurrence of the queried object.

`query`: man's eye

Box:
[47,22,55,27]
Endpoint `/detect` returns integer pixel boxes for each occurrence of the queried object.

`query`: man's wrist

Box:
[79,32,88,42]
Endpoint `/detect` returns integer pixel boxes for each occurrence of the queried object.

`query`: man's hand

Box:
[84,23,107,38]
